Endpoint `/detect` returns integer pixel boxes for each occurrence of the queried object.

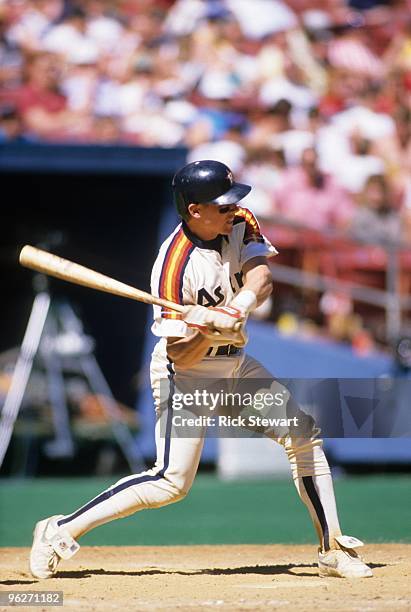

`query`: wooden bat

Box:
[19,245,185,314]
[19,245,244,334]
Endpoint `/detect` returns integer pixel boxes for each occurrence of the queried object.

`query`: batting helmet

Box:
[172,160,251,220]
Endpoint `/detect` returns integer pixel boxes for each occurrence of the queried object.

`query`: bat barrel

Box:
[19,245,185,313]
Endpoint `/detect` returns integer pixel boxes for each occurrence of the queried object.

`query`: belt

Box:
[206,344,241,357]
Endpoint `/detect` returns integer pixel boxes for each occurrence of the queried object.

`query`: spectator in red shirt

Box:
[14,52,91,140]
[273,146,355,230]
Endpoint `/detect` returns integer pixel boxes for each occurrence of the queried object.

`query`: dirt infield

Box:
[1,544,410,611]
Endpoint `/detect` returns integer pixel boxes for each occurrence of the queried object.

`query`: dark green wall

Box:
[1,146,186,405]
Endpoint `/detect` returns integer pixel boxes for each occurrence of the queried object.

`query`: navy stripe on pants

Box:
[302,476,330,551]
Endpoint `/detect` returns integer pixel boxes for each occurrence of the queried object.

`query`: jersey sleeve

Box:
[150,228,196,338]
[234,207,278,266]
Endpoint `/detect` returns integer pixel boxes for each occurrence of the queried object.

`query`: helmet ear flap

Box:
[174,192,190,221]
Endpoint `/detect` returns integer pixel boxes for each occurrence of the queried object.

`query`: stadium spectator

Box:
[40,7,100,65]
[0,9,24,91]
[239,146,286,216]
[187,121,247,173]
[247,99,293,150]
[226,0,297,40]
[5,0,64,53]
[11,52,91,140]
[349,174,403,244]
[273,146,355,230]
[82,0,125,56]
[327,22,384,78]
[374,105,411,208]
[0,104,25,141]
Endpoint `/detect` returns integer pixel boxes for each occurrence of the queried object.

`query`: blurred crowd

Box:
[2,0,411,347]
[1,0,411,242]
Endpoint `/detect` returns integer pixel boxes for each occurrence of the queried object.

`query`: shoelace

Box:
[39,533,58,572]
[338,547,365,566]
[48,553,59,571]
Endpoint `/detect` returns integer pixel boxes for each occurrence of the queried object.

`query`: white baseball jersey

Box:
[150,207,277,354]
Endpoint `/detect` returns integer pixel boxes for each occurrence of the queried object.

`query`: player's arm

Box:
[231,256,273,312]
[166,331,212,369]
[242,256,273,306]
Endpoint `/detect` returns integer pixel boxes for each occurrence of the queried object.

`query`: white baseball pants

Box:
[57,350,342,551]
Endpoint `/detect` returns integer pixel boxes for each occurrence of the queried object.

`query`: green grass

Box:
[1,474,410,547]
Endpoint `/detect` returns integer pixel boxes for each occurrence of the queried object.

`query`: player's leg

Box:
[29,362,204,578]
[57,415,204,539]
[281,432,372,577]
[238,355,372,578]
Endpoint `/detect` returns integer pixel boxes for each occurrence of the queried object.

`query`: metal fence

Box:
[259,215,411,342]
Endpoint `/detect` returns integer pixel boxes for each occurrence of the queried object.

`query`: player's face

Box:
[198,203,238,236]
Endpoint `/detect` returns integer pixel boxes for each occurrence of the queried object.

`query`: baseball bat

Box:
[19,245,185,314]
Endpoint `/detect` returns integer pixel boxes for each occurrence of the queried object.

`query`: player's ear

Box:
[187,203,201,219]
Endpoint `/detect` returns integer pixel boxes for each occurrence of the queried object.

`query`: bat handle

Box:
[154,298,185,314]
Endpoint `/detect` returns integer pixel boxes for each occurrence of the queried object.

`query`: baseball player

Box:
[29,160,372,580]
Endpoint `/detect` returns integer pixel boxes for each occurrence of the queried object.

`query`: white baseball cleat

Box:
[318,535,373,578]
[29,515,80,579]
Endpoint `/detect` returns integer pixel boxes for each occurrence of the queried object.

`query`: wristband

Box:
[230,289,257,313]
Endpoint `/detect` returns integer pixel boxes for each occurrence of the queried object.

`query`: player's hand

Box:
[182,304,244,333]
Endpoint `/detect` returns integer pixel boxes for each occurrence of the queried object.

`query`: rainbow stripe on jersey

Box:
[158,228,194,319]
[234,207,265,245]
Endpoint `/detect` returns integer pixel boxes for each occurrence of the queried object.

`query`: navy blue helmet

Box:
[172,160,251,220]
